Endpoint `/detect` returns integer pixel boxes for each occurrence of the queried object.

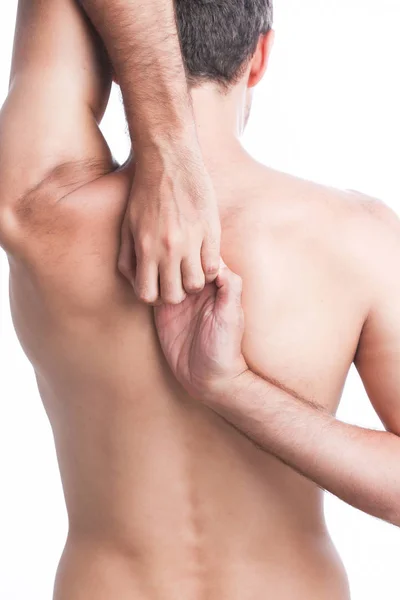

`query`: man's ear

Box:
[248,30,275,89]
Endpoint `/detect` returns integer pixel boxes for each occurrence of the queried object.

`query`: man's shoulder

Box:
[241,165,400,287]
[343,189,400,295]
[324,185,400,264]
[252,165,399,242]
[276,170,400,298]
[343,188,400,237]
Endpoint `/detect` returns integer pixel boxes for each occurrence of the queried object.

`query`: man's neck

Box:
[190,84,248,176]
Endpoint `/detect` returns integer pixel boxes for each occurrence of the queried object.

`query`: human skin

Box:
[155,257,400,526]
[78,0,221,304]
[1,0,398,598]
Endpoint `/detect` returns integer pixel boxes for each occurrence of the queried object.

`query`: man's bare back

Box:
[3,0,400,598]
[8,151,379,597]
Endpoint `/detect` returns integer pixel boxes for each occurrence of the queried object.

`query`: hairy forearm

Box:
[79,0,195,150]
[210,371,400,526]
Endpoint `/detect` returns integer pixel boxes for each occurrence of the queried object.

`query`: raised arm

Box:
[0,0,113,249]
[79,0,195,150]
[154,203,400,527]
[79,0,221,305]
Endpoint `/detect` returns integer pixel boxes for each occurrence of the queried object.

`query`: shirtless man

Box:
[1,0,400,598]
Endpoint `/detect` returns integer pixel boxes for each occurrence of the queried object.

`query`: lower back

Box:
[34,315,348,599]
[54,534,349,599]
[44,374,349,600]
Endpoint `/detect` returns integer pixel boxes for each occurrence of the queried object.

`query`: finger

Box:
[118,222,137,286]
[201,231,221,284]
[215,263,243,310]
[159,258,187,305]
[181,254,206,295]
[133,258,160,305]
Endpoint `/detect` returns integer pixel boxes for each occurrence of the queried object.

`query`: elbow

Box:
[374,487,400,529]
[360,483,400,528]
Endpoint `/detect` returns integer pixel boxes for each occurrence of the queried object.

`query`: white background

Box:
[1,0,400,598]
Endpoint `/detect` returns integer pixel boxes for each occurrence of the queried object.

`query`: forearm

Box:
[210,370,400,526]
[79,0,195,151]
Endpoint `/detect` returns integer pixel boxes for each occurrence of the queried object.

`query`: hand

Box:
[118,143,221,305]
[154,260,249,399]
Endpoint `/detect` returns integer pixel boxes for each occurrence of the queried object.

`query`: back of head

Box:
[175,0,274,90]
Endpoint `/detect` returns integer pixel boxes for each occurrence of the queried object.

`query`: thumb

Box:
[215,261,243,312]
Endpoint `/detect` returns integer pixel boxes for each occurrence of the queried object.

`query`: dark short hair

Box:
[175,0,273,89]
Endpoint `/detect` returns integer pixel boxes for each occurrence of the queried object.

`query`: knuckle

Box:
[203,256,220,274]
[204,264,219,282]
[137,234,153,255]
[207,262,219,274]
[161,232,183,253]
[185,279,205,294]
[136,289,158,304]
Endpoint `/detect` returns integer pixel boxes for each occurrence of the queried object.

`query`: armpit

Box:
[0,157,117,259]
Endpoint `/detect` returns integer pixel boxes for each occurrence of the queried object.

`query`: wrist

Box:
[133,126,201,164]
[199,363,254,408]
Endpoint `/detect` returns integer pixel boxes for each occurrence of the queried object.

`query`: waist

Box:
[54,532,350,600]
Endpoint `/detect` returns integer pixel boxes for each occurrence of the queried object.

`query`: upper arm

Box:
[354,198,400,435]
[0,0,114,248]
